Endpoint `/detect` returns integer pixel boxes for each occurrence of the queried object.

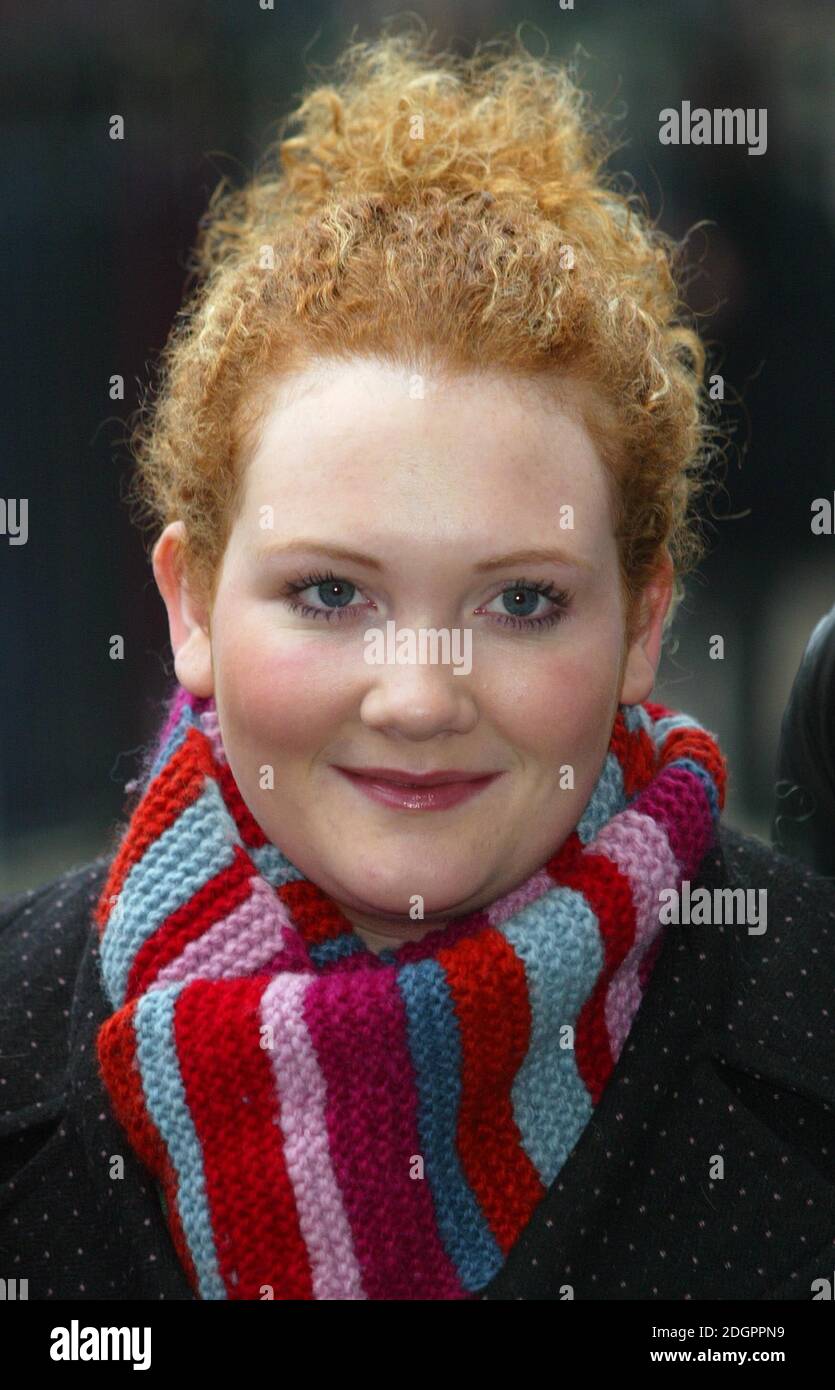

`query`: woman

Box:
[2,25,834,1301]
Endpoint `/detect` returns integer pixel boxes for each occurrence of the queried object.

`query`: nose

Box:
[358,648,479,740]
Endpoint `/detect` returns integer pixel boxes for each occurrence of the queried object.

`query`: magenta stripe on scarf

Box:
[633,766,713,880]
[260,973,366,1300]
[303,967,463,1299]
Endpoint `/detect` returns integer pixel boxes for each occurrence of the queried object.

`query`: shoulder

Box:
[711,820,835,941]
[0,858,111,1110]
[718,820,835,893]
[694,821,835,1109]
[0,856,111,975]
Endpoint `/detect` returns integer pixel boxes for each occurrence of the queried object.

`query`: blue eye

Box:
[280,570,572,630]
[282,570,363,620]
[483,582,572,630]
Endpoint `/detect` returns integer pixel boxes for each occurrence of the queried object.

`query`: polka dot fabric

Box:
[0,858,190,1298]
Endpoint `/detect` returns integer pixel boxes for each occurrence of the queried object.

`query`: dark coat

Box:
[1,825,834,1300]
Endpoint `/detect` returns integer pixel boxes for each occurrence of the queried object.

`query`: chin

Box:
[339,871,483,922]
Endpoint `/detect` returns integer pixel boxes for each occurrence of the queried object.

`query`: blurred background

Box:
[1,0,833,894]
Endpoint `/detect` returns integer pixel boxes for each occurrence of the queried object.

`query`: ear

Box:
[618,549,674,705]
[151,521,215,697]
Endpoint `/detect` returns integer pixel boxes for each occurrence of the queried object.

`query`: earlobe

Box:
[618,551,674,706]
[152,521,215,698]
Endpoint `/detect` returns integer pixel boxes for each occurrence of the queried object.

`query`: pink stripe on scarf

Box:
[199,707,228,767]
[155,876,301,986]
[592,809,680,1058]
[487,869,554,928]
[260,973,366,1300]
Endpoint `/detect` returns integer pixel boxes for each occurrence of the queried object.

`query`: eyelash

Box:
[280,568,573,631]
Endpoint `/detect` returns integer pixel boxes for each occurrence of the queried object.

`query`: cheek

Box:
[212,614,346,752]
[490,632,622,762]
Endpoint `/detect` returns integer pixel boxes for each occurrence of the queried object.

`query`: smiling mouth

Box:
[332,767,502,812]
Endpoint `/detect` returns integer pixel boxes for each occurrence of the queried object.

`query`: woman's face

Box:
[155,357,671,949]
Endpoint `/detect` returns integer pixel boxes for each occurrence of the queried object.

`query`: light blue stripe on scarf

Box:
[576,751,625,845]
[649,712,699,746]
[252,841,308,887]
[101,780,237,1009]
[148,703,196,782]
[135,984,226,1300]
[502,886,603,1183]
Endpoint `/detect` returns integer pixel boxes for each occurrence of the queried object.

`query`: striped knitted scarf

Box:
[93,686,726,1300]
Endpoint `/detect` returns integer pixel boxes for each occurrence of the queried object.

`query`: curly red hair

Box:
[129,19,718,641]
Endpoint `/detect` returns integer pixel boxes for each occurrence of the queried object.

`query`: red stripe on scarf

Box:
[175,976,314,1299]
[557,849,637,1105]
[95,727,215,932]
[644,700,675,721]
[662,726,728,805]
[96,1001,199,1291]
[441,931,544,1253]
[217,760,269,848]
[280,878,354,948]
[608,708,658,799]
[126,846,255,1000]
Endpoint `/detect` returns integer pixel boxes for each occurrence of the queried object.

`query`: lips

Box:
[336,767,496,786]
[333,766,502,812]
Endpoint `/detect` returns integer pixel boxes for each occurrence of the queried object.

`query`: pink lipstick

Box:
[333,766,502,812]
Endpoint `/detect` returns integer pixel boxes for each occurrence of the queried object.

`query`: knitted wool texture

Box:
[94,687,727,1300]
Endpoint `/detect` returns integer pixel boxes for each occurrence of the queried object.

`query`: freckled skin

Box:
[154,357,671,953]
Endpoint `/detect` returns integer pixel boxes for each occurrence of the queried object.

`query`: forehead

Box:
[236,357,616,537]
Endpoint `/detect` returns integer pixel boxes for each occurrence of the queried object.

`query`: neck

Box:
[337,905,450,956]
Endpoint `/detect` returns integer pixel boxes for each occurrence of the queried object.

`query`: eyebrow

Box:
[256,540,588,572]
